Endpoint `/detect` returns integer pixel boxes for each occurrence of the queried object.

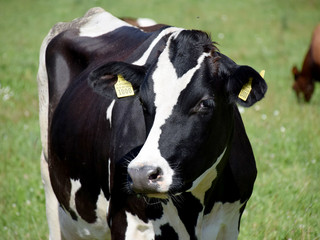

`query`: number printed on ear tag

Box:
[114,75,135,98]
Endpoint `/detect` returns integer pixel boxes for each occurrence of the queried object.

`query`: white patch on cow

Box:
[133,27,183,66]
[125,199,190,239]
[199,201,243,240]
[41,154,111,240]
[125,211,154,240]
[137,18,157,27]
[58,205,111,240]
[95,189,109,223]
[124,197,241,240]
[59,184,110,240]
[128,33,211,193]
[106,101,114,193]
[79,10,131,37]
[150,199,190,239]
[108,158,111,192]
[188,147,227,204]
[106,99,115,126]
[69,179,82,212]
[159,200,190,239]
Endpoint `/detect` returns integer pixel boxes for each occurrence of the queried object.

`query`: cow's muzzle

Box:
[128,165,165,196]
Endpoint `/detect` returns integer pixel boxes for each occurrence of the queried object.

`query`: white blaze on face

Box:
[132,27,183,66]
[128,31,211,193]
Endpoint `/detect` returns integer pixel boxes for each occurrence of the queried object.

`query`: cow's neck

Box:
[188,147,227,204]
[195,200,244,240]
[187,114,240,239]
[188,106,235,205]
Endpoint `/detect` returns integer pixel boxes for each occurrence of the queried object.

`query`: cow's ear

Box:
[88,61,146,98]
[227,65,267,107]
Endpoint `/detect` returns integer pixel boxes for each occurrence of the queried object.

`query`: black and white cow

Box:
[38,7,267,240]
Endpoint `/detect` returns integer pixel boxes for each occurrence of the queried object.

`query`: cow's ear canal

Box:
[227,65,267,107]
[88,61,146,99]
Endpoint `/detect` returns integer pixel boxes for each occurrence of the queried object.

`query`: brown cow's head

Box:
[292,66,314,102]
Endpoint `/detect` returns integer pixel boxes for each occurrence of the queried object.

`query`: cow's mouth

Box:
[144,193,169,199]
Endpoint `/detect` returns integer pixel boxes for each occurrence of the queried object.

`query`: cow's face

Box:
[292,66,314,102]
[89,30,267,199]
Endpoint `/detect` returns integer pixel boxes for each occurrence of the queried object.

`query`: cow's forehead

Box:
[151,31,211,111]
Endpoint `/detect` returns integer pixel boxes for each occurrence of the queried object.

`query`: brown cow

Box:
[292,24,320,102]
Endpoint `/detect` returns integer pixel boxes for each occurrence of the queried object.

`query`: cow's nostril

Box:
[148,167,162,182]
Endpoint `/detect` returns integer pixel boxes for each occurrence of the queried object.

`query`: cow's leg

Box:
[41,152,62,240]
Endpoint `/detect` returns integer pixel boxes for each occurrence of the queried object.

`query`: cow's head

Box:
[292,66,314,102]
[89,30,267,199]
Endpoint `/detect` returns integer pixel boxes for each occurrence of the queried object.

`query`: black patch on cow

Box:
[69,209,78,221]
[49,72,115,223]
[74,182,100,223]
[155,224,179,240]
[174,192,203,239]
[203,106,257,216]
[109,208,128,240]
[169,30,213,77]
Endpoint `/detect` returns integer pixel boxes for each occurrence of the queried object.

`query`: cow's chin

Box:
[145,193,169,199]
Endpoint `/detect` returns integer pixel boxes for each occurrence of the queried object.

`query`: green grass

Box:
[1,0,319,239]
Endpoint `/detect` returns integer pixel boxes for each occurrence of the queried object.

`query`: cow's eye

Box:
[192,98,215,114]
[199,98,215,109]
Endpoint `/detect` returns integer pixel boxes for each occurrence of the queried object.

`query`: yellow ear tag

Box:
[238,77,253,101]
[238,69,265,101]
[114,75,135,98]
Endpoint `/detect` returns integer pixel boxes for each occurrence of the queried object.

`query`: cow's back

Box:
[45,11,154,118]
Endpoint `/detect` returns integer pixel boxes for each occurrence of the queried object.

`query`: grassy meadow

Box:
[1,0,319,239]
